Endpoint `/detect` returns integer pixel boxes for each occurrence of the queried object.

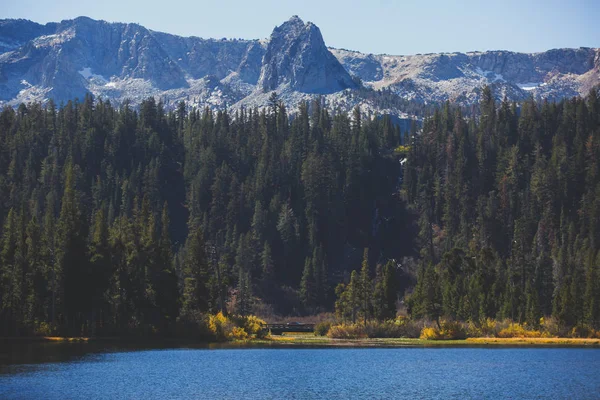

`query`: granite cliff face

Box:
[0,15,598,113]
[0,19,57,53]
[257,16,356,94]
[332,47,599,104]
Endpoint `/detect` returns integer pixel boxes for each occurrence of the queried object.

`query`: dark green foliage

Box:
[181,224,210,317]
[314,320,332,336]
[406,87,600,330]
[373,260,398,321]
[5,86,597,336]
[335,249,401,324]
[0,95,409,336]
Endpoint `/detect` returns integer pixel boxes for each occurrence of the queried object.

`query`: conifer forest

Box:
[1,87,599,337]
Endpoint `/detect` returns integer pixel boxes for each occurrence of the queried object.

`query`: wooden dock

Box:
[263,323,315,335]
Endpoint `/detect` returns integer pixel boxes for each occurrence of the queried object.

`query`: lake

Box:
[1,342,599,399]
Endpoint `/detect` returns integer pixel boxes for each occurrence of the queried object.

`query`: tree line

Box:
[407,87,600,330]
[0,92,413,336]
[2,85,598,337]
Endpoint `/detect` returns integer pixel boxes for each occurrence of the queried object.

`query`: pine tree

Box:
[56,162,90,334]
[181,223,210,317]
[373,260,397,321]
[0,209,18,334]
[261,242,274,284]
[300,255,316,310]
[359,248,371,325]
[348,270,360,324]
[156,203,179,332]
[89,208,110,334]
[235,269,252,316]
[25,215,43,330]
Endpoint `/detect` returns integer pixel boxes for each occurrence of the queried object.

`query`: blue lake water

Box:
[1,344,599,399]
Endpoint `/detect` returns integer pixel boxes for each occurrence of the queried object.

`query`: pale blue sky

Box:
[3,0,599,55]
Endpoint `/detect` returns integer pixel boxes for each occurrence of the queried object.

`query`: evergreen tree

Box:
[359,248,372,324]
[181,223,209,317]
[0,87,598,337]
[56,163,90,334]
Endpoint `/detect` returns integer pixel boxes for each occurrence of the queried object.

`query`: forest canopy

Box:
[0,86,599,337]
[0,93,412,336]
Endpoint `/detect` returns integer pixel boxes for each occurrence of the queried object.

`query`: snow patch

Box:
[474,67,504,82]
[78,67,93,79]
[32,29,75,48]
[492,73,504,82]
[518,82,543,91]
[78,67,108,83]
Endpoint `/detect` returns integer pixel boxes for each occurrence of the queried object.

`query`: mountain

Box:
[257,15,356,94]
[0,16,598,113]
[332,47,600,104]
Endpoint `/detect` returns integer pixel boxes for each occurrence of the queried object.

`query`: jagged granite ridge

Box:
[0,15,598,114]
[257,16,356,94]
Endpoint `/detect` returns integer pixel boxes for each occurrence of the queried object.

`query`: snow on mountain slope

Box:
[331,47,599,104]
[0,15,598,115]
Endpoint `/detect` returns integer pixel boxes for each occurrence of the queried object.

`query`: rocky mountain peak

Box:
[257,16,356,94]
[0,16,597,113]
[280,15,306,30]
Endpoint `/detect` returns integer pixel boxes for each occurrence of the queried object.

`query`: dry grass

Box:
[44,337,89,342]
[466,337,600,345]
[420,321,467,340]
[256,332,600,347]
[266,336,297,342]
[264,312,335,325]
[32,334,600,347]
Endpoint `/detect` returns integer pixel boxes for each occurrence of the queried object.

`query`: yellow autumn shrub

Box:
[539,317,560,337]
[420,321,467,340]
[208,312,236,341]
[208,313,269,341]
[466,321,482,337]
[420,327,438,340]
[497,323,543,338]
[479,318,499,337]
[228,326,249,340]
[243,315,267,337]
[326,324,367,339]
[394,145,411,156]
[568,325,600,339]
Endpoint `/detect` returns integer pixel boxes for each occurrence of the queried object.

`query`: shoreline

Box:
[256,335,600,348]
[2,335,600,348]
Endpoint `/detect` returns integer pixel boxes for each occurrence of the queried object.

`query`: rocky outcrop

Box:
[0,16,597,110]
[419,53,468,81]
[331,49,383,82]
[332,46,599,105]
[0,17,190,102]
[237,42,266,84]
[257,16,356,94]
[151,30,262,81]
[469,48,595,82]
[0,19,56,52]
[470,51,535,82]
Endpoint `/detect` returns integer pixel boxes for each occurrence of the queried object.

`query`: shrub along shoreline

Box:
[7,335,599,348]
[317,317,600,342]
[1,312,269,344]
[5,315,600,347]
